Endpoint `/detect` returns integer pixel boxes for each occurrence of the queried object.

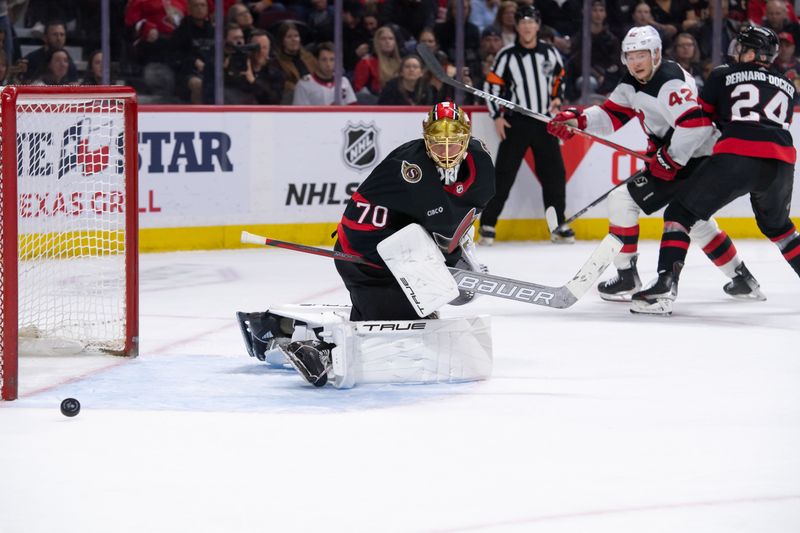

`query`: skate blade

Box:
[728,288,767,302]
[478,237,494,246]
[599,292,635,302]
[630,298,673,316]
[550,235,576,244]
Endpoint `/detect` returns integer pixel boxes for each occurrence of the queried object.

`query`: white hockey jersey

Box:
[583,60,718,165]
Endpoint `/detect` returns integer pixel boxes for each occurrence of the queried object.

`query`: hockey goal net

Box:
[0,86,139,401]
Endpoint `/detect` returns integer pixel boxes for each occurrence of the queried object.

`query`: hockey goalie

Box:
[238,102,496,388]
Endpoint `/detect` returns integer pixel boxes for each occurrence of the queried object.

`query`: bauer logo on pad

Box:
[342,122,379,170]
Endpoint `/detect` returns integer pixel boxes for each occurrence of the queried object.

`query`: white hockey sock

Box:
[690,218,741,278]
[607,187,641,270]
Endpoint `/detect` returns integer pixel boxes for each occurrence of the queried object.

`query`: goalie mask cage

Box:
[0,86,139,401]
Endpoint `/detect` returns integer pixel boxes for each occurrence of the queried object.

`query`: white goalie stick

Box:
[545,168,647,233]
[241,231,622,309]
[416,44,648,163]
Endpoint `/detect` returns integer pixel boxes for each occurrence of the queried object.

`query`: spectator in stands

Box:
[342,1,370,73]
[378,54,436,104]
[0,0,13,63]
[171,0,214,104]
[307,0,334,44]
[228,2,256,41]
[361,10,380,40]
[772,31,800,102]
[435,0,482,79]
[125,0,184,65]
[494,1,518,46]
[32,48,74,85]
[0,48,13,84]
[749,0,798,26]
[647,0,690,43]
[628,1,675,47]
[81,49,104,85]
[669,32,704,87]
[293,41,356,105]
[537,0,582,51]
[275,21,317,103]
[418,27,440,54]
[239,29,286,104]
[761,0,800,47]
[607,0,639,38]
[479,25,504,58]
[470,0,499,32]
[20,19,78,83]
[380,0,438,42]
[693,0,741,60]
[564,0,621,101]
[353,25,401,102]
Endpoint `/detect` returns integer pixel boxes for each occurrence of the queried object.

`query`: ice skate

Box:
[281,340,333,387]
[478,225,495,246]
[598,254,641,301]
[630,262,683,316]
[550,226,575,244]
[723,263,766,301]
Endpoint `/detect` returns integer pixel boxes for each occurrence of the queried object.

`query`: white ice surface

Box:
[1,240,799,533]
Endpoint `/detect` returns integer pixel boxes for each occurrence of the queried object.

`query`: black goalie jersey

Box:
[700,62,796,163]
[336,138,495,266]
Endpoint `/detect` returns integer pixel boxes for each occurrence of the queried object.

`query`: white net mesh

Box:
[1,92,133,398]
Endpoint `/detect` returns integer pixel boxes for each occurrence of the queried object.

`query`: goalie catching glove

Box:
[647,146,682,181]
[547,107,587,141]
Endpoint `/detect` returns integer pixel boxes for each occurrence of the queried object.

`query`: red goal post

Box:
[0,86,139,401]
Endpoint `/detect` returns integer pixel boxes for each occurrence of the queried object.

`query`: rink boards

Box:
[134,105,800,251]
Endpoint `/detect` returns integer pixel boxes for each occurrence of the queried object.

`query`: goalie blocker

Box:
[237,305,492,388]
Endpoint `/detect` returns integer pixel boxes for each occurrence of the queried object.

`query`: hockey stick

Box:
[241,230,621,309]
[416,44,648,163]
[545,168,647,233]
[241,231,385,269]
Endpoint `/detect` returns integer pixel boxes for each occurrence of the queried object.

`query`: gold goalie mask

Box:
[423,101,471,171]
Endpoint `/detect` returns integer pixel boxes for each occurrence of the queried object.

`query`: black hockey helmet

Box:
[515,5,541,23]
[736,24,779,64]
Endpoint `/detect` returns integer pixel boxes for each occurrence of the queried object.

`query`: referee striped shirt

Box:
[484,41,565,119]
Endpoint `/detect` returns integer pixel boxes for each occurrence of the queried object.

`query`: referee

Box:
[479,5,574,244]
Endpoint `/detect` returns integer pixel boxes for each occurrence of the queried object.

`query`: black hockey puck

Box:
[60,398,81,417]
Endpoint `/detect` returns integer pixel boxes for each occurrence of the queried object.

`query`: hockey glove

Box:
[547,107,587,141]
[647,146,682,181]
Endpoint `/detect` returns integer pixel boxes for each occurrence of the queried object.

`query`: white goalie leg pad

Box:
[607,186,641,270]
[377,224,460,317]
[319,315,493,389]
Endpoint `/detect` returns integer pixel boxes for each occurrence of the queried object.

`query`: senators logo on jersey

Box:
[401,160,422,183]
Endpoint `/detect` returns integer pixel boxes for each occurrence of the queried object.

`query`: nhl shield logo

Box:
[342,122,379,170]
[401,160,422,183]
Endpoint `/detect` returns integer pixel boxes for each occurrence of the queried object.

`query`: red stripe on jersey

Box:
[336,222,362,258]
[600,100,635,131]
[609,225,639,236]
[341,216,381,232]
[702,232,728,254]
[661,239,690,250]
[621,243,638,253]
[351,190,369,204]
[698,97,715,114]
[714,137,797,164]
[677,117,713,128]
[785,245,800,261]
[712,245,738,266]
[443,153,476,196]
[771,227,797,242]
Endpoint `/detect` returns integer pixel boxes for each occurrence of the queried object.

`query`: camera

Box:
[229,42,260,72]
